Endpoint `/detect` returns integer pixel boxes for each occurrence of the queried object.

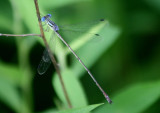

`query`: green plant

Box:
[0,0,160,113]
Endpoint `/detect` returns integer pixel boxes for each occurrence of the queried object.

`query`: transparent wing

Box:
[57,19,107,43]
[58,19,108,32]
[37,32,56,75]
[58,29,102,44]
[37,49,51,75]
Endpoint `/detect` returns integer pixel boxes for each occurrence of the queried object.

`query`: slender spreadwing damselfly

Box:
[37,14,112,104]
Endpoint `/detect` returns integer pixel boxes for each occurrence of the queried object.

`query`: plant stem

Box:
[34,0,72,108]
[0,33,41,37]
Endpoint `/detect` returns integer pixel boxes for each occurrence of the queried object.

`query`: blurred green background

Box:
[0,0,160,113]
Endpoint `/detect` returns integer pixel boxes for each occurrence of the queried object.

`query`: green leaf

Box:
[71,24,120,77]
[9,0,39,33]
[94,81,160,113]
[0,1,13,31]
[39,108,58,113]
[39,0,92,9]
[0,64,21,113]
[0,62,21,86]
[41,103,103,113]
[53,69,88,108]
[57,103,103,113]
[145,0,160,12]
[0,15,12,31]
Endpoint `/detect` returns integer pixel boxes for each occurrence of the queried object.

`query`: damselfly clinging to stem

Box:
[37,14,112,104]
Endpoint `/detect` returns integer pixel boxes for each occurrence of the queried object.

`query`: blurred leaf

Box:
[129,11,159,34]
[94,81,160,113]
[53,69,88,108]
[40,108,58,113]
[39,0,91,9]
[9,0,41,52]
[9,0,39,33]
[0,0,12,31]
[0,15,12,31]
[0,62,21,112]
[0,62,21,86]
[71,24,120,77]
[41,103,103,113]
[145,0,160,12]
[0,75,21,113]
[57,103,103,113]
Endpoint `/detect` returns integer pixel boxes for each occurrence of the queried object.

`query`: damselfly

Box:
[37,14,112,104]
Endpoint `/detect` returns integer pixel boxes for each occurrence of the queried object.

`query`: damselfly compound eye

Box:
[41,17,46,22]
[47,14,52,18]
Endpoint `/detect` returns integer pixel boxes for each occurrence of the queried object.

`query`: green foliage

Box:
[41,103,103,113]
[0,63,21,113]
[0,0,160,113]
[53,69,88,108]
[94,81,160,113]
[56,103,103,113]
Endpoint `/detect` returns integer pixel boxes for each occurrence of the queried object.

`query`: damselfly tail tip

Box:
[108,99,112,104]
[104,93,112,104]
[106,97,112,104]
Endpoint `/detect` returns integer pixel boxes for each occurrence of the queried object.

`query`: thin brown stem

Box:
[34,0,72,108]
[0,33,41,37]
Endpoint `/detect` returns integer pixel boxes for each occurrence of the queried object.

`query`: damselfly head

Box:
[41,14,52,22]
